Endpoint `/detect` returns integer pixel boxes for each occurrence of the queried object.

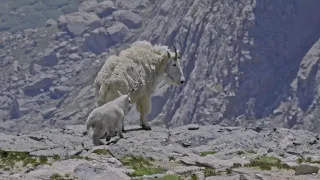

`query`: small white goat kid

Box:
[84,85,137,146]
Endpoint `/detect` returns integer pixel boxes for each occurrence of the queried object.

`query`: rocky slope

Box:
[144,0,320,133]
[0,125,320,179]
[1,0,320,133]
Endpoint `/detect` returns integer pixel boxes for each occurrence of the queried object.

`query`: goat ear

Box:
[177,50,181,58]
[167,51,171,58]
[117,91,122,96]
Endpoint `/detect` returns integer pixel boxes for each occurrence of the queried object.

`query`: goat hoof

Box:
[141,124,152,131]
[106,135,112,141]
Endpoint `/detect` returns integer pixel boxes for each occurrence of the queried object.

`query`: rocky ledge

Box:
[0,124,319,180]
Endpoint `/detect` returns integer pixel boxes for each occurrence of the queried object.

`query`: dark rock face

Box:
[23,77,54,97]
[137,0,320,132]
[10,97,21,119]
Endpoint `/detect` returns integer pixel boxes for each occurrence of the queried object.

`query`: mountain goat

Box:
[84,84,138,146]
[94,40,185,130]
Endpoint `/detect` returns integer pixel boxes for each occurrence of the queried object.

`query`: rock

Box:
[23,77,54,96]
[182,140,192,147]
[49,86,73,99]
[240,174,253,180]
[187,124,200,130]
[45,19,57,27]
[256,148,268,156]
[40,107,57,119]
[295,164,319,175]
[307,155,320,162]
[69,53,81,61]
[78,0,98,12]
[172,166,203,175]
[61,110,78,120]
[52,159,90,176]
[59,41,68,48]
[54,31,69,40]
[30,147,69,157]
[94,1,116,18]
[106,22,131,43]
[73,163,99,179]
[90,170,131,180]
[255,174,266,180]
[112,10,142,29]
[115,0,150,10]
[206,174,242,180]
[82,27,114,54]
[57,12,102,36]
[1,56,13,67]
[195,155,249,171]
[10,97,21,119]
[38,48,59,67]
[29,63,42,75]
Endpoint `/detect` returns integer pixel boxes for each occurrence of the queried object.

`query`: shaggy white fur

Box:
[94,40,185,130]
[84,90,133,146]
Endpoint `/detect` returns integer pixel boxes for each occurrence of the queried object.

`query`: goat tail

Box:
[83,116,93,136]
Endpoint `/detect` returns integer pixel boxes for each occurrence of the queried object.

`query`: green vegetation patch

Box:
[297,157,320,164]
[226,168,232,174]
[244,155,291,170]
[0,149,53,170]
[191,174,198,180]
[120,155,165,177]
[50,173,75,180]
[92,149,111,156]
[154,174,181,180]
[236,151,246,155]
[199,151,216,156]
[204,167,219,177]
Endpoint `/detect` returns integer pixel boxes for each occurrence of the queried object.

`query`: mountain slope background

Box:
[0,0,320,134]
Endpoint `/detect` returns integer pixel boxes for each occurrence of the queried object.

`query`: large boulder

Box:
[94,1,117,18]
[37,48,59,67]
[106,22,131,43]
[78,0,98,12]
[57,12,102,36]
[112,10,142,29]
[115,0,150,10]
[82,27,114,54]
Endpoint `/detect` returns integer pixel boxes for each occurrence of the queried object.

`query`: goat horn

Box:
[172,44,178,59]
[177,41,183,50]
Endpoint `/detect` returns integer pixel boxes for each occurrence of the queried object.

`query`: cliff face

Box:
[0,0,320,133]
[140,0,320,132]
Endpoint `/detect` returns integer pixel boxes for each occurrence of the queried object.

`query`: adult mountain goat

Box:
[94,40,186,130]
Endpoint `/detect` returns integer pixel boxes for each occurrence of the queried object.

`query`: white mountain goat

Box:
[84,84,138,146]
[94,40,185,130]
